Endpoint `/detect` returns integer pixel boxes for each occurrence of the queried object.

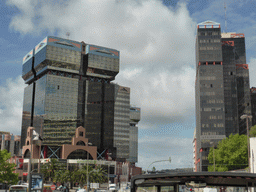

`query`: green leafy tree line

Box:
[0,149,19,185]
[41,159,107,187]
[208,134,248,172]
[250,125,256,137]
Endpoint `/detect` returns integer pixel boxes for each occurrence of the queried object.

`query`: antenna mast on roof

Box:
[224,2,227,33]
[66,32,70,39]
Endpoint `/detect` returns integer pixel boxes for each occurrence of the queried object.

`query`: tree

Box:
[208,134,248,171]
[90,166,107,183]
[41,159,65,182]
[250,125,256,137]
[72,165,107,187]
[73,167,87,187]
[41,160,107,186]
[0,150,19,185]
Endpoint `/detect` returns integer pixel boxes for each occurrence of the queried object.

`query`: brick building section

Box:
[0,131,21,156]
[115,161,142,184]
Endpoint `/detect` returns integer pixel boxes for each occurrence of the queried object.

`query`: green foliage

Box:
[208,134,248,171]
[250,125,256,137]
[41,159,66,182]
[0,150,19,185]
[72,165,107,187]
[41,160,107,185]
[89,166,107,183]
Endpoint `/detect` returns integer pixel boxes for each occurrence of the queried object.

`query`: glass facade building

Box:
[0,132,21,156]
[195,21,251,171]
[113,85,131,161]
[21,36,139,161]
[128,107,141,163]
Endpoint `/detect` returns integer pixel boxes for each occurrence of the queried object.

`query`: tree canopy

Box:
[41,158,65,182]
[0,149,19,185]
[208,134,248,171]
[250,125,256,137]
[41,159,107,186]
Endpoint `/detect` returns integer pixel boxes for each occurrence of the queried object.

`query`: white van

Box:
[108,184,117,191]
[9,185,28,192]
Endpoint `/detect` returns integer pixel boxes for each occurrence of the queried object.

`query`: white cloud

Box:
[6,0,37,34]
[0,76,25,135]
[7,0,197,126]
[138,135,193,170]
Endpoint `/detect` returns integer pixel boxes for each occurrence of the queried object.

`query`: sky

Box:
[1,0,256,171]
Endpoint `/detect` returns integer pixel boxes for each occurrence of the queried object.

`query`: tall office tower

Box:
[21,37,83,152]
[195,21,251,171]
[0,132,21,156]
[250,87,256,126]
[82,43,119,159]
[113,85,131,161]
[21,36,139,160]
[128,107,141,163]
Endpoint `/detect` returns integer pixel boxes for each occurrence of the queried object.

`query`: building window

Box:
[202,155,208,160]
[204,108,211,112]
[207,99,215,104]
[200,92,215,96]
[200,76,216,80]
[199,47,207,50]
[216,99,223,103]
[206,47,214,50]
[217,123,224,127]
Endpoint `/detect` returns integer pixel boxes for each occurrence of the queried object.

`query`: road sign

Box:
[51,185,56,190]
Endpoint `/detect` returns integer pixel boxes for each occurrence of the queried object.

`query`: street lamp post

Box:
[107,153,112,186]
[108,164,110,187]
[146,157,171,174]
[86,142,92,192]
[28,132,33,192]
[241,114,252,173]
[38,115,44,174]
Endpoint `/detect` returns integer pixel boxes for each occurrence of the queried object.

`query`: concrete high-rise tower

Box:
[195,21,251,171]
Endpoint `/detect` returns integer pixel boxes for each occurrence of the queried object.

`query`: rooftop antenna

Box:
[224,2,227,33]
[66,32,70,39]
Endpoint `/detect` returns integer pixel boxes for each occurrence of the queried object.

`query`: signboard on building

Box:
[30,173,43,192]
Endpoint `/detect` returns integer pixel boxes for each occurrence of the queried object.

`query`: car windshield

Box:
[131,172,256,192]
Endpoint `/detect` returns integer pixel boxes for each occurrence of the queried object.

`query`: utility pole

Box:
[86,142,92,192]
[146,157,171,174]
[241,114,252,173]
